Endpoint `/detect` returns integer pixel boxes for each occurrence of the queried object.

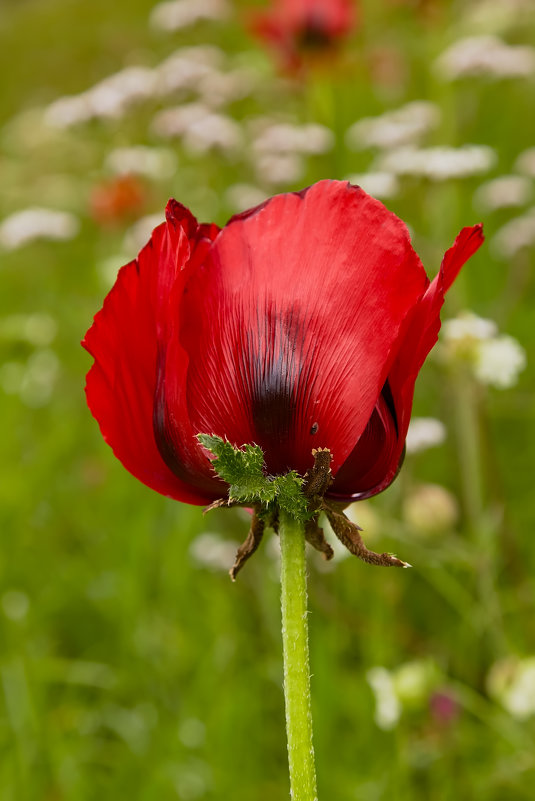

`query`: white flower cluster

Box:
[492,207,535,258]
[487,656,535,720]
[436,35,535,80]
[440,311,526,389]
[45,67,158,127]
[150,0,230,32]
[405,417,447,454]
[152,102,243,154]
[247,119,334,187]
[0,208,79,250]
[105,146,178,179]
[251,121,334,156]
[515,147,535,178]
[474,175,532,212]
[346,101,440,151]
[43,45,255,130]
[154,48,255,109]
[377,144,496,181]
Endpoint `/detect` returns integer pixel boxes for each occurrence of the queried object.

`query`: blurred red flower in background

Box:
[90,174,146,227]
[252,0,357,72]
[83,180,483,506]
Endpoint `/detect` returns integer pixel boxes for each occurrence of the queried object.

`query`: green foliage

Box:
[197,434,312,521]
[272,471,310,521]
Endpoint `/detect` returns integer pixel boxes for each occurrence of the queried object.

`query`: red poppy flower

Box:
[83,180,483,507]
[90,174,147,227]
[251,0,357,72]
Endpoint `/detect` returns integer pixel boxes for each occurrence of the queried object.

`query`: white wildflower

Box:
[152,102,211,137]
[487,657,535,720]
[156,47,225,96]
[366,668,401,730]
[474,175,532,212]
[377,145,496,181]
[150,0,230,32]
[44,94,94,128]
[345,101,440,151]
[406,417,447,454]
[182,113,243,155]
[225,184,268,212]
[152,103,242,154]
[436,35,535,80]
[440,312,526,389]
[442,312,498,344]
[44,66,157,128]
[0,208,79,250]
[492,207,535,258]
[474,335,527,389]
[393,660,440,706]
[346,172,399,200]
[252,122,334,156]
[189,532,239,573]
[197,68,256,108]
[254,152,304,186]
[105,146,177,179]
[514,147,535,178]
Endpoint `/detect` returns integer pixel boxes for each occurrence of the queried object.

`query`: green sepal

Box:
[197,434,313,522]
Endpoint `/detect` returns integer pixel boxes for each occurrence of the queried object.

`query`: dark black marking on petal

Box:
[381,379,398,436]
[153,346,222,495]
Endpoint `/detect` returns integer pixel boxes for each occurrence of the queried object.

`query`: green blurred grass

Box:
[1,0,535,799]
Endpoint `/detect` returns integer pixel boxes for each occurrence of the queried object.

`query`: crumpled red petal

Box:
[330,223,484,501]
[83,204,223,505]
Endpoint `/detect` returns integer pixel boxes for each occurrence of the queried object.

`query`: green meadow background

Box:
[1,1,535,799]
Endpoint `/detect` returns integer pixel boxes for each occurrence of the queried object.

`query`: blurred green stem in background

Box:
[279,509,318,801]
[450,367,506,652]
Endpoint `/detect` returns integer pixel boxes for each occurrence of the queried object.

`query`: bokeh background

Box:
[1,0,535,799]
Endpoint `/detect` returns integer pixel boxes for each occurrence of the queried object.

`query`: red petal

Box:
[83,205,222,505]
[179,180,429,478]
[331,223,484,500]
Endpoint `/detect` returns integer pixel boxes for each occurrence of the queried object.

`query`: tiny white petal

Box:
[346,101,440,151]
